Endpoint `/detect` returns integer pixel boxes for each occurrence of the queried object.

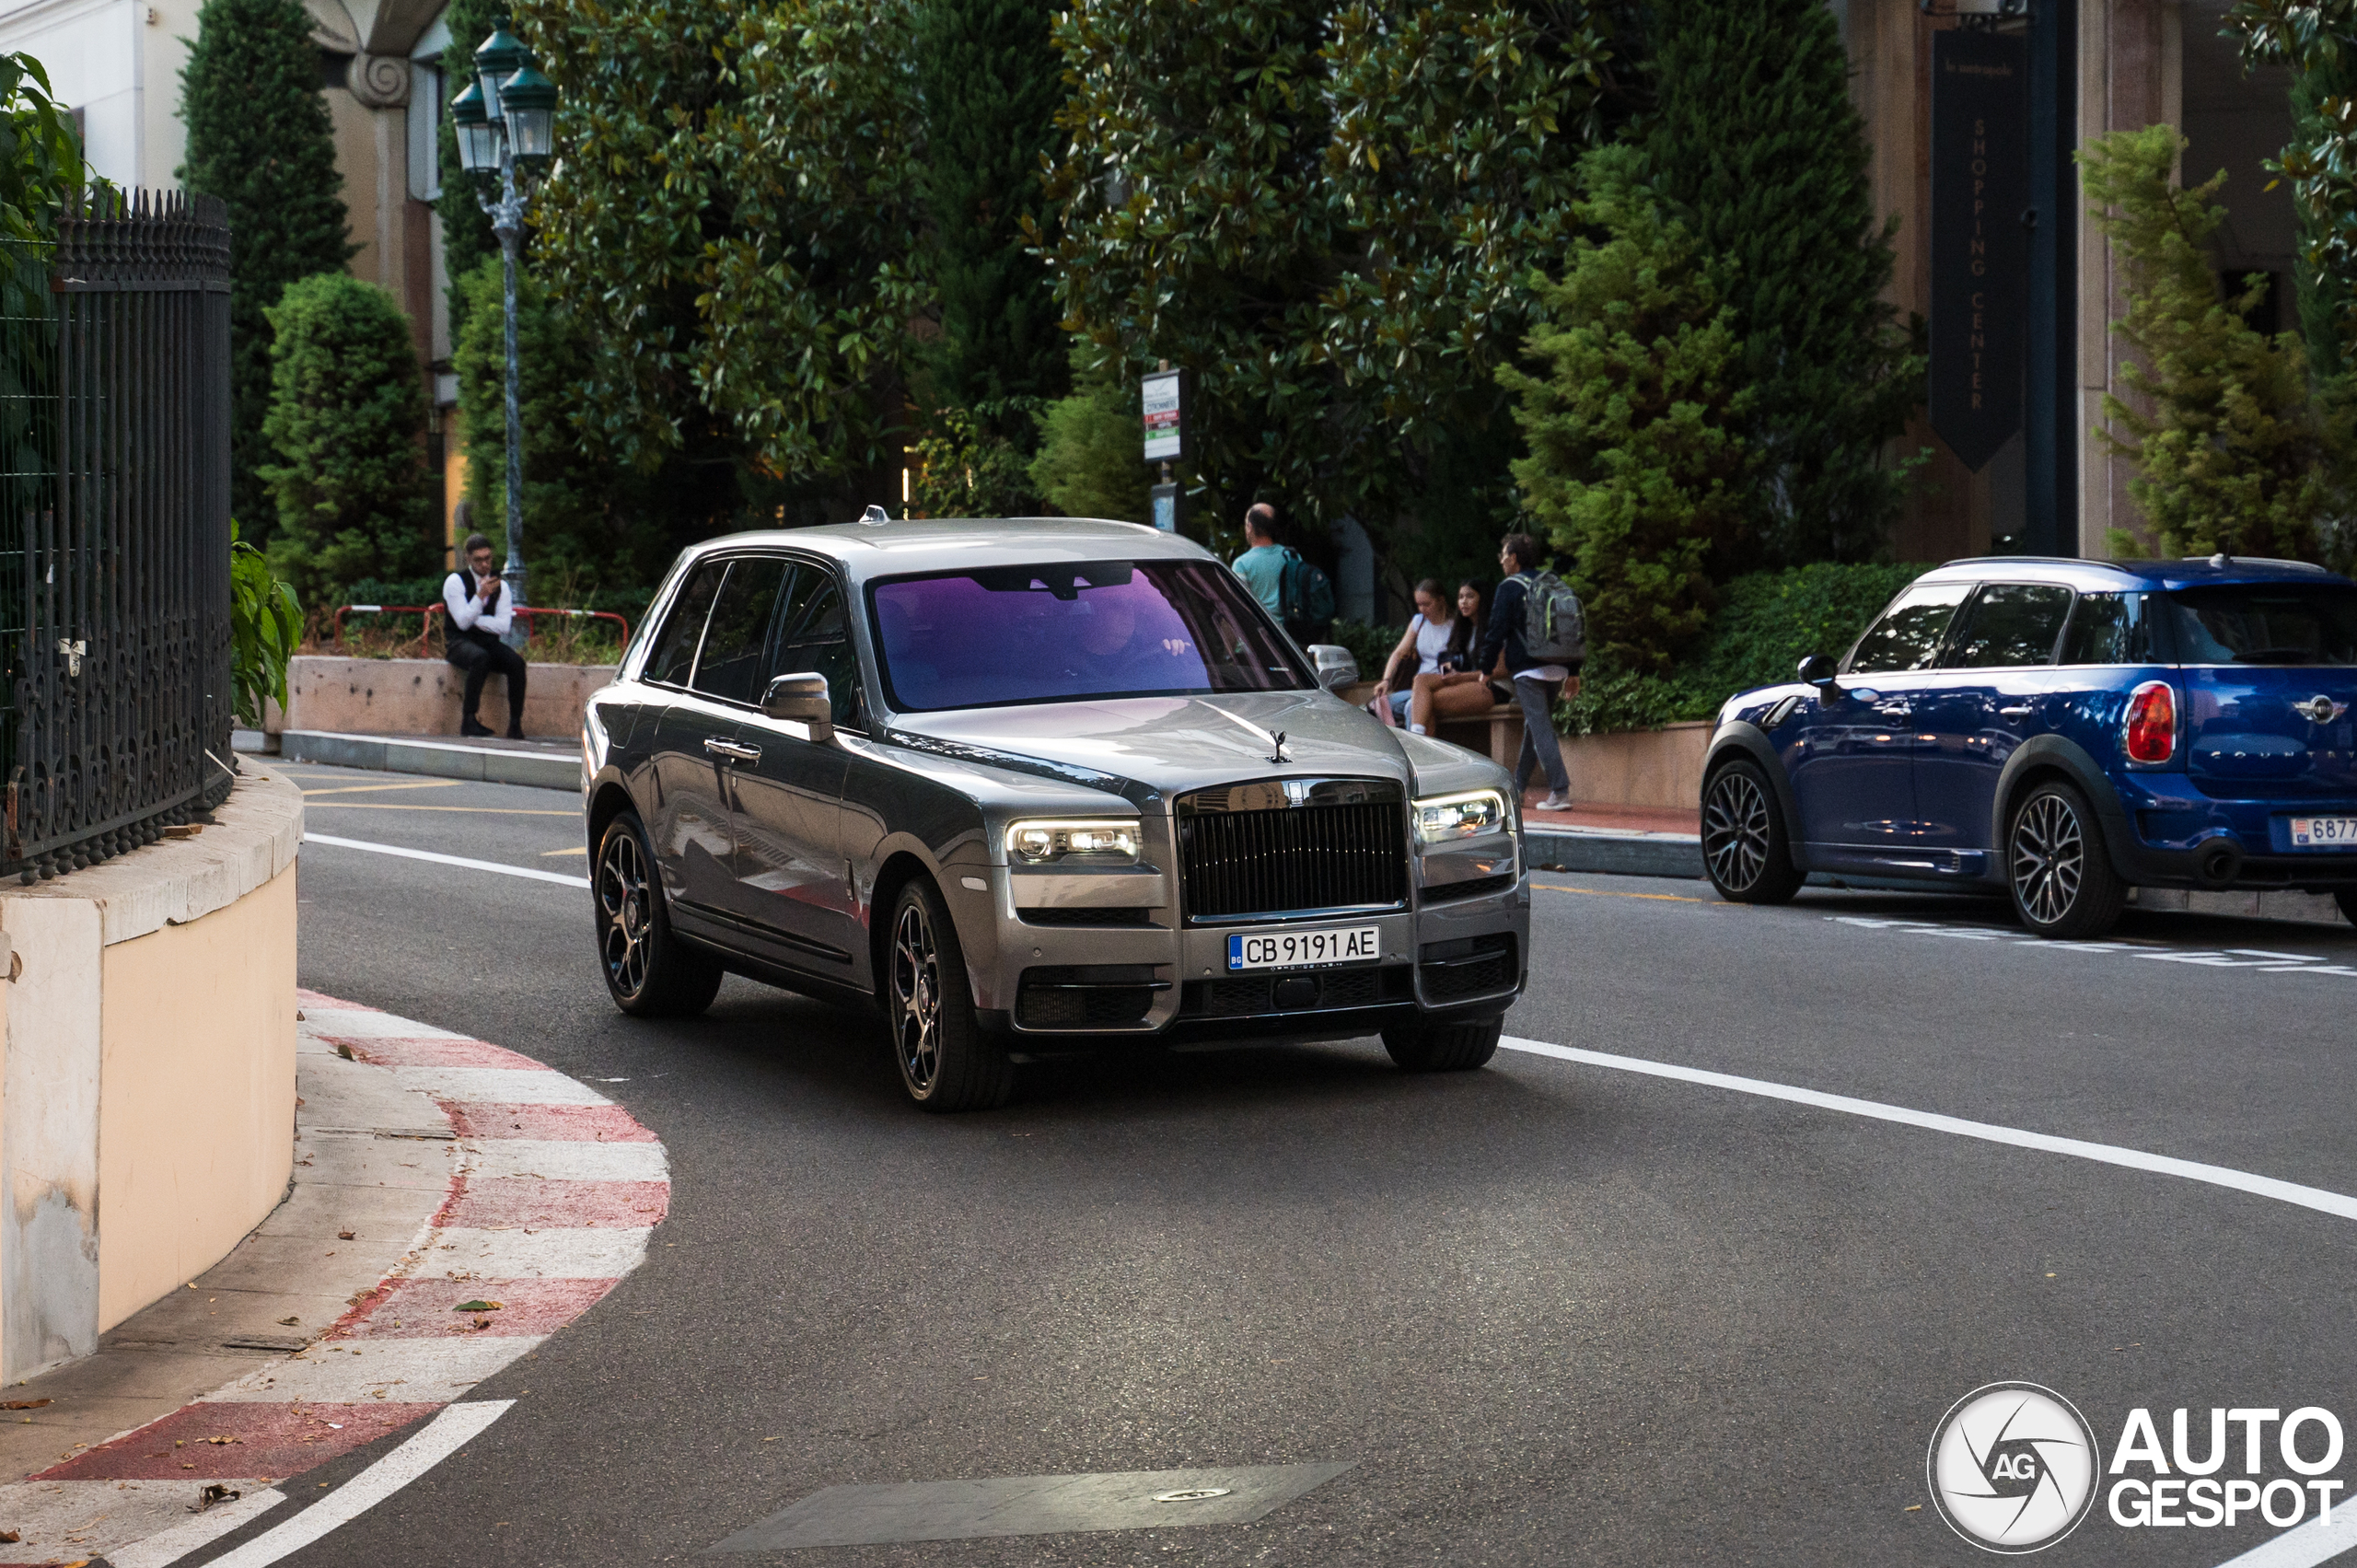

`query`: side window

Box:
[643,561,725,688]
[1943,584,2073,668]
[690,557,791,704]
[1845,583,1972,675]
[772,569,864,728]
[2060,593,2156,664]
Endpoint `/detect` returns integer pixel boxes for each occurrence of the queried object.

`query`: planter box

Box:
[273,656,618,740]
[1558,722,1713,811]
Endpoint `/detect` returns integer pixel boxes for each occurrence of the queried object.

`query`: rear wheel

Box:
[2006,780,2126,939]
[885,877,1013,1112]
[1381,1014,1503,1073]
[595,812,723,1016]
[2337,889,2357,930]
[1701,760,1804,904]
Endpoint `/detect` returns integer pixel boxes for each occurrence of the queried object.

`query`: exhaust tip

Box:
[2194,835,2244,889]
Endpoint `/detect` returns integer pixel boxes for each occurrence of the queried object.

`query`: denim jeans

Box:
[1512,676,1568,796]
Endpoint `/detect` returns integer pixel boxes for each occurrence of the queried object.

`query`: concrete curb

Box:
[0,993,666,1567]
[281,731,579,793]
[1526,828,1702,879]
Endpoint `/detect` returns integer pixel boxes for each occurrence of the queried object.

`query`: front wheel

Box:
[2006,780,2126,939]
[885,877,1013,1112]
[595,811,724,1016]
[1701,760,1804,904]
[1381,1014,1502,1073]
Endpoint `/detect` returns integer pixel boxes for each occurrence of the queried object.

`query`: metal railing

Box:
[1,191,234,882]
[331,602,632,652]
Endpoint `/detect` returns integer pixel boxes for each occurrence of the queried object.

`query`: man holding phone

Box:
[442,532,528,738]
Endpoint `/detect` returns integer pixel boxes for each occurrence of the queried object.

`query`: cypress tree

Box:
[1643,0,1921,565]
[914,0,1068,432]
[178,0,354,542]
[436,0,505,346]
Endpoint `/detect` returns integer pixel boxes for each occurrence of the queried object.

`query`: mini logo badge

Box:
[2297,695,2347,725]
[1928,1382,2099,1553]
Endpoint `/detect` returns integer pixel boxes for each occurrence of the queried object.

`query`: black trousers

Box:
[447,636,528,728]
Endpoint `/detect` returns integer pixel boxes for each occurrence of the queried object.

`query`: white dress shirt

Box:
[445,569,513,638]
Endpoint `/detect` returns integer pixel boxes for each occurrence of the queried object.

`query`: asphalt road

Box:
[212,760,2357,1566]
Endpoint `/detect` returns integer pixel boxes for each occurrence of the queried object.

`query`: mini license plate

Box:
[1226,924,1381,971]
[2289,814,2357,847]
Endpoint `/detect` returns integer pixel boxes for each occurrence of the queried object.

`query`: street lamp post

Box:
[450,30,557,650]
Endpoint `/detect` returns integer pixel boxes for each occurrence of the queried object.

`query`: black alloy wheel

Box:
[595,811,723,1016]
[2338,889,2357,930]
[885,877,1012,1112]
[1701,760,1804,904]
[1380,1014,1503,1072]
[2006,780,2125,939]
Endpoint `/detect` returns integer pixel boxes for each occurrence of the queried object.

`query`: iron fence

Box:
[1,190,235,883]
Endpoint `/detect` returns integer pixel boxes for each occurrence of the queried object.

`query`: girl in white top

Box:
[1369,580,1456,728]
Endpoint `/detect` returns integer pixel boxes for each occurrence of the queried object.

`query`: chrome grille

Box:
[1176,778,1408,921]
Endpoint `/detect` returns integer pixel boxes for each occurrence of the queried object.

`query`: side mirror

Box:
[1797,653,1840,695]
[761,671,835,742]
[1307,644,1359,692]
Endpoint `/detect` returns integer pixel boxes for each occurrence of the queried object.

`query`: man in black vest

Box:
[442,532,528,738]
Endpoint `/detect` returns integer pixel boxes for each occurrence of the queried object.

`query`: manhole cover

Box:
[1150,1488,1233,1504]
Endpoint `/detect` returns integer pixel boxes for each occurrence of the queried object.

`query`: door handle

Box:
[1997,706,2032,721]
[702,738,761,763]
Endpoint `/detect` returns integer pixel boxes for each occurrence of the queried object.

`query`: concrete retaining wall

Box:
[275,656,618,740]
[0,772,302,1380]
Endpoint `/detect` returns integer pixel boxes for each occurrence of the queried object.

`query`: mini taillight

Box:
[2125,680,2176,763]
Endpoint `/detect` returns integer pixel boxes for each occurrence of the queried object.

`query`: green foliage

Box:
[1032,0,1622,545]
[1028,347,1152,521]
[1327,618,1402,679]
[519,0,927,500]
[914,0,1066,429]
[1560,561,1930,733]
[2080,127,2332,562]
[1500,145,1750,674]
[178,0,355,544]
[454,258,671,592]
[229,522,301,726]
[259,273,434,601]
[2227,0,2357,372]
[436,0,508,346]
[911,401,1045,518]
[1,52,89,243]
[1643,0,1922,565]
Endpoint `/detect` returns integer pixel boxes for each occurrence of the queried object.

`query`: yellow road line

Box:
[301,780,463,797]
[1532,883,1712,904]
[540,845,588,856]
[300,803,577,817]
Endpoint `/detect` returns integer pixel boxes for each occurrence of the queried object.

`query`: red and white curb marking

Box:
[0,990,664,1567]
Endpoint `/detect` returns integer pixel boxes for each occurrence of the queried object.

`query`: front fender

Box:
[1704,721,1805,854]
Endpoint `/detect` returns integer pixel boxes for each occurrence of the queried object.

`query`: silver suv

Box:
[580,517,1529,1110]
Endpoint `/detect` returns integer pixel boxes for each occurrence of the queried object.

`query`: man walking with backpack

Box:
[1474,531,1585,812]
[1229,502,1334,645]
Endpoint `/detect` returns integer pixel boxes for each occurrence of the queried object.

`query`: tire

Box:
[1381,1014,1503,1073]
[2006,780,2126,939]
[2337,889,2357,930]
[884,877,1013,1112]
[1701,760,1805,904]
[594,811,724,1016]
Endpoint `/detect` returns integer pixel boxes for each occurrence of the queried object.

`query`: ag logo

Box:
[1928,1383,2099,1553]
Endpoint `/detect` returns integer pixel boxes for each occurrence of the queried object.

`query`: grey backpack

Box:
[1518,571,1587,667]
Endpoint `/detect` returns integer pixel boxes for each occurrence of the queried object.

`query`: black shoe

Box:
[505,725,526,741]
[460,716,494,738]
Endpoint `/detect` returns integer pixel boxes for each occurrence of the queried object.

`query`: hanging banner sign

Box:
[1930,29,2028,473]
[1143,370,1182,461]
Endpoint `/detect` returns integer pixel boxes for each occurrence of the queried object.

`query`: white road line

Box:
[201,1400,514,1568]
[107,1488,287,1568]
[304,832,591,889]
[1498,1037,2357,1224]
[2212,1507,2357,1568]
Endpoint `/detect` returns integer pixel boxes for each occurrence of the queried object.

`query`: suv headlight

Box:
[1412,789,1511,844]
[1005,819,1142,865]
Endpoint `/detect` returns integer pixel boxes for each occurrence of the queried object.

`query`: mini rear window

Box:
[2164,583,2357,667]
[2060,592,2162,665]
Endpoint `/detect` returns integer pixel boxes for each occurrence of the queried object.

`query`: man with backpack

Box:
[1474,531,1585,812]
[1229,502,1335,645]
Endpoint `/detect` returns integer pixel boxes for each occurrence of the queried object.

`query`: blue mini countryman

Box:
[1698,555,2357,937]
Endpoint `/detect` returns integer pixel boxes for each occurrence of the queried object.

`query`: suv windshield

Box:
[2164,583,2357,666]
[870,560,1311,712]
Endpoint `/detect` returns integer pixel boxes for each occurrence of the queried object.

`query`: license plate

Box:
[2289,815,2357,847]
[1226,924,1381,971]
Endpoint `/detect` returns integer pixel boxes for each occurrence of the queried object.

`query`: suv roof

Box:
[1918,554,2351,592]
[671,516,1207,585]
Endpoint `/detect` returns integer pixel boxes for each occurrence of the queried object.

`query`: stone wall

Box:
[273,656,619,740]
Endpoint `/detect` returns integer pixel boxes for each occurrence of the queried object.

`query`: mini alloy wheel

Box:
[594,811,722,1016]
[2006,781,2124,939]
[1701,760,1803,904]
[882,878,1012,1112]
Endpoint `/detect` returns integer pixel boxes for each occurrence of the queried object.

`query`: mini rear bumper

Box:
[2107,779,2357,889]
